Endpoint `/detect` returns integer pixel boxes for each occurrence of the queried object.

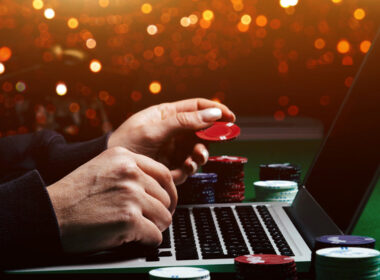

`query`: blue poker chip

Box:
[188,173,218,180]
[316,235,376,249]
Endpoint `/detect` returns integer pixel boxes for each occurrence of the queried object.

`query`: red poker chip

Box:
[208,155,248,164]
[235,254,295,266]
[196,122,240,142]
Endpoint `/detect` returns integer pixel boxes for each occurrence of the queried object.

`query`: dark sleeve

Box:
[0,170,61,269]
[0,130,110,185]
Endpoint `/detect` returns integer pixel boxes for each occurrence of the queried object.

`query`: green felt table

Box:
[208,139,380,250]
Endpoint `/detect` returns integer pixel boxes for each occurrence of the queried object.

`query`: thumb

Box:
[168,107,223,132]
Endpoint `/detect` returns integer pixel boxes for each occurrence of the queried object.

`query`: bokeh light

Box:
[279,0,299,8]
[44,8,55,19]
[337,40,350,54]
[69,102,80,113]
[32,0,43,10]
[189,14,198,24]
[56,82,67,96]
[314,38,326,50]
[98,0,109,8]
[149,81,162,94]
[154,46,164,56]
[0,63,4,75]
[67,17,79,29]
[287,105,299,116]
[331,0,342,3]
[89,59,102,73]
[353,8,366,20]
[0,47,12,62]
[202,10,214,21]
[147,24,158,35]
[180,17,191,27]
[256,15,268,27]
[360,40,371,53]
[141,3,152,14]
[241,14,252,25]
[86,38,97,49]
[15,81,26,92]
[274,110,285,121]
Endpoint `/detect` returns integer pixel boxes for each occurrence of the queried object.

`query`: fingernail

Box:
[189,161,198,174]
[199,108,222,122]
[201,149,209,164]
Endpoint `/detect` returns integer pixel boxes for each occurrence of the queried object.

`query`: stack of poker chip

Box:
[234,254,298,280]
[254,180,298,203]
[315,247,380,280]
[149,267,210,280]
[202,156,247,203]
[177,173,217,204]
[315,235,376,250]
[260,163,301,185]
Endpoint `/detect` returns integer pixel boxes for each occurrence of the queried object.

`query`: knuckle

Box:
[153,232,163,246]
[108,146,128,156]
[120,206,140,227]
[161,210,172,229]
[115,160,139,177]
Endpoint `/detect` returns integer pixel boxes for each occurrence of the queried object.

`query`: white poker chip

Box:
[316,247,380,259]
[253,180,298,189]
[149,267,211,280]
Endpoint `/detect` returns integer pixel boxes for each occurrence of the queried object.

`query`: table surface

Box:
[209,139,380,250]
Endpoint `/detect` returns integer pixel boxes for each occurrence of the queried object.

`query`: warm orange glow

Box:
[56,82,67,96]
[353,8,365,20]
[180,17,191,27]
[69,102,80,113]
[278,61,288,73]
[15,81,26,92]
[200,19,211,29]
[32,0,43,10]
[270,19,281,29]
[147,24,158,35]
[202,10,214,21]
[314,38,326,50]
[141,3,152,14]
[241,14,252,25]
[256,15,268,27]
[189,14,198,24]
[67,18,79,29]
[149,81,161,94]
[237,22,249,32]
[86,109,97,119]
[274,110,285,121]
[98,0,109,8]
[143,50,154,60]
[154,46,164,57]
[86,38,96,49]
[44,8,55,19]
[0,47,12,62]
[337,40,350,54]
[287,105,299,116]
[344,76,354,87]
[131,90,142,102]
[332,0,342,3]
[0,63,4,75]
[342,55,353,66]
[360,40,371,53]
[279,0,299,8]
[89,59,102,73]
[98,90,109,101]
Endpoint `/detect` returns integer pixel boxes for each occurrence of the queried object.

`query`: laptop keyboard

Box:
[154,205,294,262]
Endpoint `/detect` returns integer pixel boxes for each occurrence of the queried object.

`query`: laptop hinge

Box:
[285,186,342,249]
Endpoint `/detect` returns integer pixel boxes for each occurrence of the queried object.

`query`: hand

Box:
[108,98,235,185]
[47,146,176,254]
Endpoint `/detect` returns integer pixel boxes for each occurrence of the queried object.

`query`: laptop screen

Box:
[304,30,380,233]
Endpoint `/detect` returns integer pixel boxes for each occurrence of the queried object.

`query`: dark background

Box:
[0,0,379,141]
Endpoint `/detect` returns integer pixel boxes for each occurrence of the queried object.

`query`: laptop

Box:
[8,30,380,276]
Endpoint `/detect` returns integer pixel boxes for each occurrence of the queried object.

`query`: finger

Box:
[134,215,163,247]
[131,152,178,213]
[191,143,209,166]
[139,191,172,232]
[171,157,198,185]
[171,98,236,122]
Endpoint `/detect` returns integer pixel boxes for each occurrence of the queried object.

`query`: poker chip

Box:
[177,173,217,204]
[203,155,248,203]
[149,267,210,280]
[315,235,376,250]
[260,163,301,185]
[315,247,380,280]
[254,180,298,204]
[235,254,297,280]
[195,122,240,142]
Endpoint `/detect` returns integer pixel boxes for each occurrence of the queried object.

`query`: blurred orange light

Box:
[332,0,342,3]
[278,61,288,73]
[237,22,249,32]
[86,109,97,119]
[180,17,191,27]
[141,3,152,14]
[69,102,80,113]
[189,14,198,24]
[98,0,109,8]
[314,38,326,50]
[353,8,365,20]
[56,82,67,96]
[288,105,299,116]
[154,46,164,56]
[0,47,12,62]
[270,19,281,29]
[200,19,211,29]
[256,15,268,27]
[44,8,55,19]
[360,40,371,53]
[67,18,79,29]
[89,59,102,73]
[32,0,44,10]
[131,90,142,102]
[15,81,26,92]
[143,50,154,60]
[344,76,354,87]
[342,55,353,66]
[86,38,97,49]
[149,81,161,94]
[274,110,285,121]
[0,63,4,75]
[241,14,252,25]
[202,10,214,21]
[337,40,350,54]
[147,24,158,35]
[279,0,298,8]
